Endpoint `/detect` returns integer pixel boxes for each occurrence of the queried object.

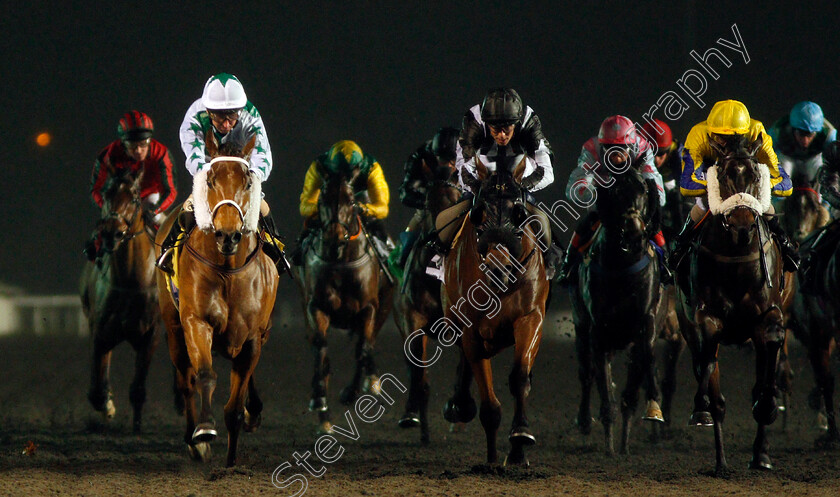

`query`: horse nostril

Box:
[115,231,125,240]
[215,230,224,240]
[232,232,242,243]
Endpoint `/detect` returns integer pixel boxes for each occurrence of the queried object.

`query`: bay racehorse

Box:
[156,134,279,466]
[675,135,786,474]
[440,153,550,467]
[570,166,664,455]
[81,168,160,432]
[297,167,394,435]
[394,160,461,443]
[777,178,829,428]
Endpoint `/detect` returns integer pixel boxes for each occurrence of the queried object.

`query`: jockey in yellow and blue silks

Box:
[292,140,393,264]
[672,99,800,272]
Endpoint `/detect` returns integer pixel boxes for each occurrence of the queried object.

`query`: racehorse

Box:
[297,167,394,435]
[570,166,664,455]
[440,153,550,466]
[156,134,279,466]
[675,135,786,474]
[393,160,462,443]
[778,178,829,428]
[81,168,160,432]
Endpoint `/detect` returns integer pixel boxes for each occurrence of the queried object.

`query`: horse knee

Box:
[508,368,531,397]
[479,402,502,431]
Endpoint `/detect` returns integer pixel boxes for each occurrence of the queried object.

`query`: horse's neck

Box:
[702,215,764,255]
[595,224,647,263]
[316,230,369,262]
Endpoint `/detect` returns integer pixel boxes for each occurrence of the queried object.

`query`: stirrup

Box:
[156,247,175,275]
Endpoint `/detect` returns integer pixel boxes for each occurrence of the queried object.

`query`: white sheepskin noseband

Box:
[706,163,771,215]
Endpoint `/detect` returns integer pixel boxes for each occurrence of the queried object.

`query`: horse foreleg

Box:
[443,348,477,426]
[88,338,115,420]
[341,305,377,406]
[470,354,501,465]
[507,310,543,466]
[399,311,431,444]
[593,342,615,456]
[776,329,793,430]
[708,363,728,475]
[752,314,785,429]
[690,311,722,427]
[183,317,217,444]
[307,303,332,432]
[225,339,260,467]
[129,328,159,433]
[244,375,263,433]
[809,333,840,443]
[620,325,657,455]
[660,330,685,434]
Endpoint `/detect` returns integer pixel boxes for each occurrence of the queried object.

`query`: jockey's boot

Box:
[544,240,564,281]
[397,230,420,268]
[367,219,395,263]
[670,216,698,271]
[156,210,195,275]
[765,215,801,272]
[260,212,291,273]
[555,248,582,287]
[426,231,450,257]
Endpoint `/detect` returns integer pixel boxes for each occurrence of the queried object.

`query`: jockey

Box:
[431,88,562,274]
[767,101,836,184]
[84,111,178,261]
[672,99,799,272]
[292,140,393,265]
[642,119,690,240]
[156,73,287,273]
[397,127,461,269]
[556,115,669,286]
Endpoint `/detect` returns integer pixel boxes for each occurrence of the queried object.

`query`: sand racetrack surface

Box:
[2,300,840,497]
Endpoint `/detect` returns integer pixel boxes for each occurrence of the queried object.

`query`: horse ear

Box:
[708,135,726,159]
[205,129,219,158]
[242,134,257,159]
[749,133,764,158]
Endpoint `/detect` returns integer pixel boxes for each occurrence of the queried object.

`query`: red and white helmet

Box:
[598,115,637,145]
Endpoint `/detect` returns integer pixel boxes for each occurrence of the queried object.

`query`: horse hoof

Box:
[817,412,829,432]
[317,421,334,435]
[502,454,530,468]
[192,423,217,443]
[399,412,421,428]
[509,427,536,446]
[443,397,477,424]
[642,400,665,423]
[689,411,713,427]
[309,397,328,412]
[103,399,116,420]
[187,442,212,462]
[339,386,359,406]
[748,456,773,471]
[244,408,261,433]
[362,375,381,396]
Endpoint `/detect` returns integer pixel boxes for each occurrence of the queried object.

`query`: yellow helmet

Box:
[706,99,751,135]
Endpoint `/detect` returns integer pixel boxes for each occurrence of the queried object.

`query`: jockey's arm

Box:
[637,148,666,207]
[753,123,791,197]
[239,103,273,181]
[399,147,428,209]
[153,146,179,214]
[519,112,554,192]
[819,142,840,210]
[565,145,598,207]
[90,153,110,208]
[360,162,389,219]
[299,161,322,218]
[179,99,209,176]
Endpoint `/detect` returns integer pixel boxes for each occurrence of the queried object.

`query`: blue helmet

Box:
[790,101,824,133]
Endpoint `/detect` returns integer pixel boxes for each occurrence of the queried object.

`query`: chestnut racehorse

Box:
[440,154,550,467]
[156,134,279,466]
[297,167,394,435]
[393,161,461,443]
[81,168,160,432]
[675,135,786,474]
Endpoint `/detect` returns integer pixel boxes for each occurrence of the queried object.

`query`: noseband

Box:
[206,156,252,232]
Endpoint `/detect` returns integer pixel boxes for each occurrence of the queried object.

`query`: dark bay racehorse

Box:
[156,134,279,466]
[81,168,160,432]
[676,136,786,474]
[778,179,829,428]
[571,166,664,455]
[393,162,461,443]
[297,167,394,435]
[440,155,550,466]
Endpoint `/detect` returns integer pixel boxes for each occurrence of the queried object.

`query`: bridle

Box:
[207,156,252,232]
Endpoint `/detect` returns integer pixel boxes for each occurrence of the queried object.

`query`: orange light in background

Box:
[36,132,52,147]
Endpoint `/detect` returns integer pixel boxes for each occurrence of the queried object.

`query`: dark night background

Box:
[3,1,837,294]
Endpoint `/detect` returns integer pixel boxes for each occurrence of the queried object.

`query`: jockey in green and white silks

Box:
[179,73,273,181]
[156,72,288,275]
